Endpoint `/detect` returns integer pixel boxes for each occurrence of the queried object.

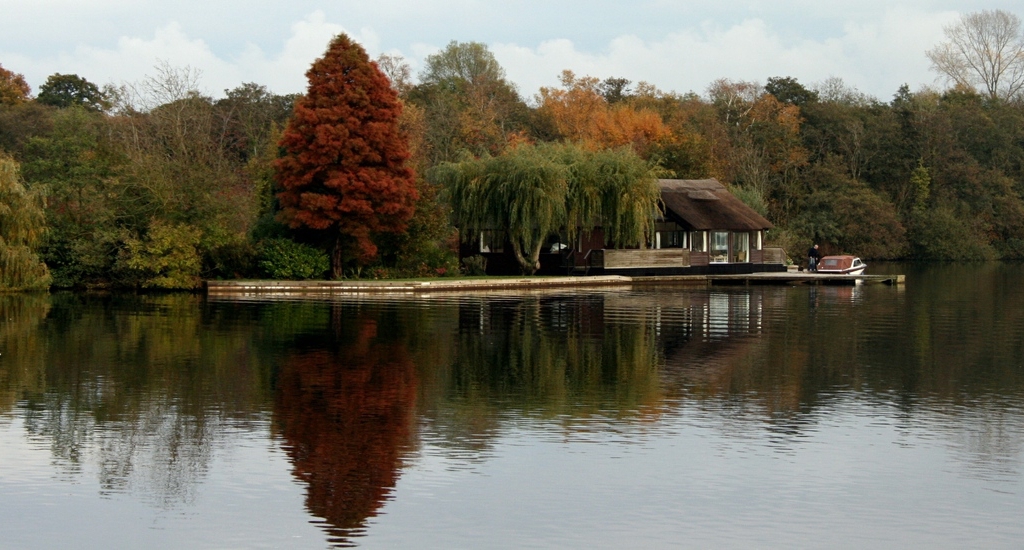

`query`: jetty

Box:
[205,272,903,297]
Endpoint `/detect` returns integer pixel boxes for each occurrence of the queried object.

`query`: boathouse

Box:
[467,178,787,276]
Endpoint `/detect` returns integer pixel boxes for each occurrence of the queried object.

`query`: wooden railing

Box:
[762,247,787,265]
[590,249,689,269]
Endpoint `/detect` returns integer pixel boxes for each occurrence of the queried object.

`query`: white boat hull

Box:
[816,256,867,276]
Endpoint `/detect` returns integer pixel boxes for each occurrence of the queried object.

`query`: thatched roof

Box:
[658,179,773,231]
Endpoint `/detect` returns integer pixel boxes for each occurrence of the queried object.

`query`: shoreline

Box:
[205,272,903,296]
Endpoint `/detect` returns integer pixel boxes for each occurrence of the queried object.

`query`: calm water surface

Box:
[2,263,1023,549]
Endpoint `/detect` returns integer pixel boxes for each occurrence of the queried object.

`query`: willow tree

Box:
[559,145,663,248]
[0,154,51,290]
[433,145,566,273]
[431,142,661,274]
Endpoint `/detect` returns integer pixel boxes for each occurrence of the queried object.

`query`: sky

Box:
[1,1,1021,103]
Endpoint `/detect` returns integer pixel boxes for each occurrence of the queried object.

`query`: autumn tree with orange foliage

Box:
[275,34,418,278]
[406,41,531,164]
[537,70,670,157]
[706,79,809,222]
[0,63,30,105]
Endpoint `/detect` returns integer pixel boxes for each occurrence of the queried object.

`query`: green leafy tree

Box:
[21,106,123,287]
[275,34,418,278]
[598,77,633,104]
[0,154,52,290]
[0,101,54,157]
[215,82,296,163]
[788,158,907,259]
[108,64,261,280]
[36,73,109,111]
[419,41,507,86]
[257,238,329,280]
[908,162,931,214]
[407,41,530,163]
[909,204,995,260]
[765,76,819,107]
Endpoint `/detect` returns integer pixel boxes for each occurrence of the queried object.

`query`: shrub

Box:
[461,255,487,276]
[257,239,329,280]
[119,220,203,289]
[908,206,995,260]
[205,240,257,279]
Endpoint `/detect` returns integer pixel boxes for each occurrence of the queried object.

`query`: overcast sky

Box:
[1,1,1021,103]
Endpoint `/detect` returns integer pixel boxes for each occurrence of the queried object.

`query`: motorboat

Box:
[816,255,867,275]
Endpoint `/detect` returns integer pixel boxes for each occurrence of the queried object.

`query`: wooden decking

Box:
[205,272,903,296]
[651,272,904,286]
[590,249,690,269]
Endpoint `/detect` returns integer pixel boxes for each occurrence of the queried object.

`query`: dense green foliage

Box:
[119,220,203,289]
[3,26,1024,289]
[257,238,329,280]
[36,73,109,111]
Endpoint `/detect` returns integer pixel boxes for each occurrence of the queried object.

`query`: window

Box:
[546,234,569,253]
[479,230,504,253]
[657,230,686,249]
[690,231,706,252]
[710,231,729,263]
[731,232,749,263]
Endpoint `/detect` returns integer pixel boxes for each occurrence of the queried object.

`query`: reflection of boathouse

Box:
[456,289,769,375]
[469,179,788,276]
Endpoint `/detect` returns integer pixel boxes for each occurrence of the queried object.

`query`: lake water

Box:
[2,263,1023,549]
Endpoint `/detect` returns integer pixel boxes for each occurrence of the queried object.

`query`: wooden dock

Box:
[205,272,903,296]
[642,272,905,286]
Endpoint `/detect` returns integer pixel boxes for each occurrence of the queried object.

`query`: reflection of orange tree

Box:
[274,316,417,544]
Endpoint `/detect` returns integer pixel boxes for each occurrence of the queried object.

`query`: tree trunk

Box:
[331,235,343,280]
[511,239,544,275]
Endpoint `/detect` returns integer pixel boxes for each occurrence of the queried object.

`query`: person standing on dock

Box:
[807,244,821,272]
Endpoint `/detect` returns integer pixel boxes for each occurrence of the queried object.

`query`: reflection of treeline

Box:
[4,46,1024,288]
[661,273,1024,416]
[0,293,50,409]
[1,293,278,505]
[4,284,1023,529]
[439,295,663,414]
[861,264,1024,399]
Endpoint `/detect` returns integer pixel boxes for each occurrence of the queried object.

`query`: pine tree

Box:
[275,34,417,278]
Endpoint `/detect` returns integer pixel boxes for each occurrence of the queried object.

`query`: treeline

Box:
[2,37,1024,289]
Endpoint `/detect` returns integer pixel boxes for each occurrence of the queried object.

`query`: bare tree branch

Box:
[926,10,1024,101]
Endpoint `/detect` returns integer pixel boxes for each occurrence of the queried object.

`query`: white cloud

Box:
[6,11,382,98]
[231,11,355,94]
[1,2,1016,102]
[495,6,957,101]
